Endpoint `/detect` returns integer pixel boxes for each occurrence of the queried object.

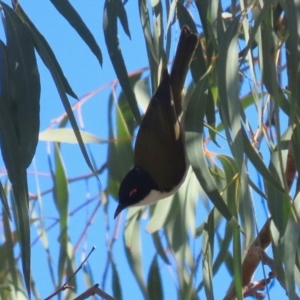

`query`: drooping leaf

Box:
[241,125,284,191]
[2,1,41,169]
[107,76,137,198]
[150,231,170,265]
[232,226,243,300]
[139,0,160,93]
[0,6,32,296]
[133,76,151,113]
[261,23,289,115]
[185,78,239,227]
[111,261,122,300]
[117,0,131,39]
[39,128,104,144]
[14,6,99,181]
[282,198,300,300]
[284,0,300,117]
[194,0,215,63]
[217,16,243,169]
[9,174,31,298]
[14,3,78,99]
[3,207,18,293]
[50,0,103,66]
[266,149,291,235]
[0,179,10,220]
[53,143,69,285]
[103,0,141,123]
[124,209,148,299]
[202,213,215,300]
[147,255,163,300]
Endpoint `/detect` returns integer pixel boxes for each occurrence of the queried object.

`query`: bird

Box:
[114,26,198,219]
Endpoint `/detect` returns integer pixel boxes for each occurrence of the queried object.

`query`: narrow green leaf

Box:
[117,0,131,39]
[0,180,11,220]
[217,16,243,168]
[53,143,69,285]
[111,261,122,300]
[139,0,159,93]
[103,0,141,123]
[202,213,214,300]
[83,260,95,292]
[194,0,214,63]
[213,221,232,276]
[65,241,76,291]
[209,0,225,48]
[147,195,173,233]
[217,155,239,217]
[151,0,165,82]
[205,88,216,136]
[177,2,197,33]
[171,198,187,254]
[39,128,104,144]
[15,10,99,181]
[284,0,300,120]
[147,255,163,300]
[292,125,300,190]
[133,76,151,113]
[3,207,18,293]
[150,231,170,265]
[233,227,242,300]
[270,221,287,294]
[10,175,31,298]
[0,24,31,298]
[238,169,255,247]
[2,1,41,169]
[181,171,199,235]
[107,79,136,198]
[241,125,284,191]
[261,23,289,115]
[185,79,239,226]
[265,179,290,235]
[124,209,148,299]
[283,207,300,300]
[50,0,103,66]
[14,3,77,99]
[53,144,69,222]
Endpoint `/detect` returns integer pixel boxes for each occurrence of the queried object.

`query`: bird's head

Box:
[114,167,159,218]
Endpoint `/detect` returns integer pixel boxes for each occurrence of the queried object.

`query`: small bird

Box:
[114,26,198,218]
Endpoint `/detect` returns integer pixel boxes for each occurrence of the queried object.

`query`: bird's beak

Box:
[114,203,126,219]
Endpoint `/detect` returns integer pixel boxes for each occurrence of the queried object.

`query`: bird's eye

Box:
[129,189,137,197]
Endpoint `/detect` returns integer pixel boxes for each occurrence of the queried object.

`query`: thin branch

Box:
[44,247,96,300]
[73,284,116,300]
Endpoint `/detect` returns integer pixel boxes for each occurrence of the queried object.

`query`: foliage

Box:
[0,0,299,299]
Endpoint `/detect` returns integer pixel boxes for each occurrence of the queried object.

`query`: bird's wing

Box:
[134,70,187,192]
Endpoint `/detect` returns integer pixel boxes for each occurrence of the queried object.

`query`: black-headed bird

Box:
[115,26,198,218]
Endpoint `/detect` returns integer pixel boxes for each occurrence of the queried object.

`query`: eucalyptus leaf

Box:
[50,0,103,66]
[39,128,104,144]
[2,1,41,169]
[14,3,78,99]
[53,143,69,285]
[103,0,141,123]
[124,209,148,299]
[147,255,163,300]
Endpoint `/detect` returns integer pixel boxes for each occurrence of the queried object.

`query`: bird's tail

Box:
[170,26,198,116]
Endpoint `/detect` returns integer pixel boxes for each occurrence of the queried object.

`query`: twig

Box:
[29,163,107,200]
[44,247,96,300]
[74,198,102,252]
[73,284,116,300]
